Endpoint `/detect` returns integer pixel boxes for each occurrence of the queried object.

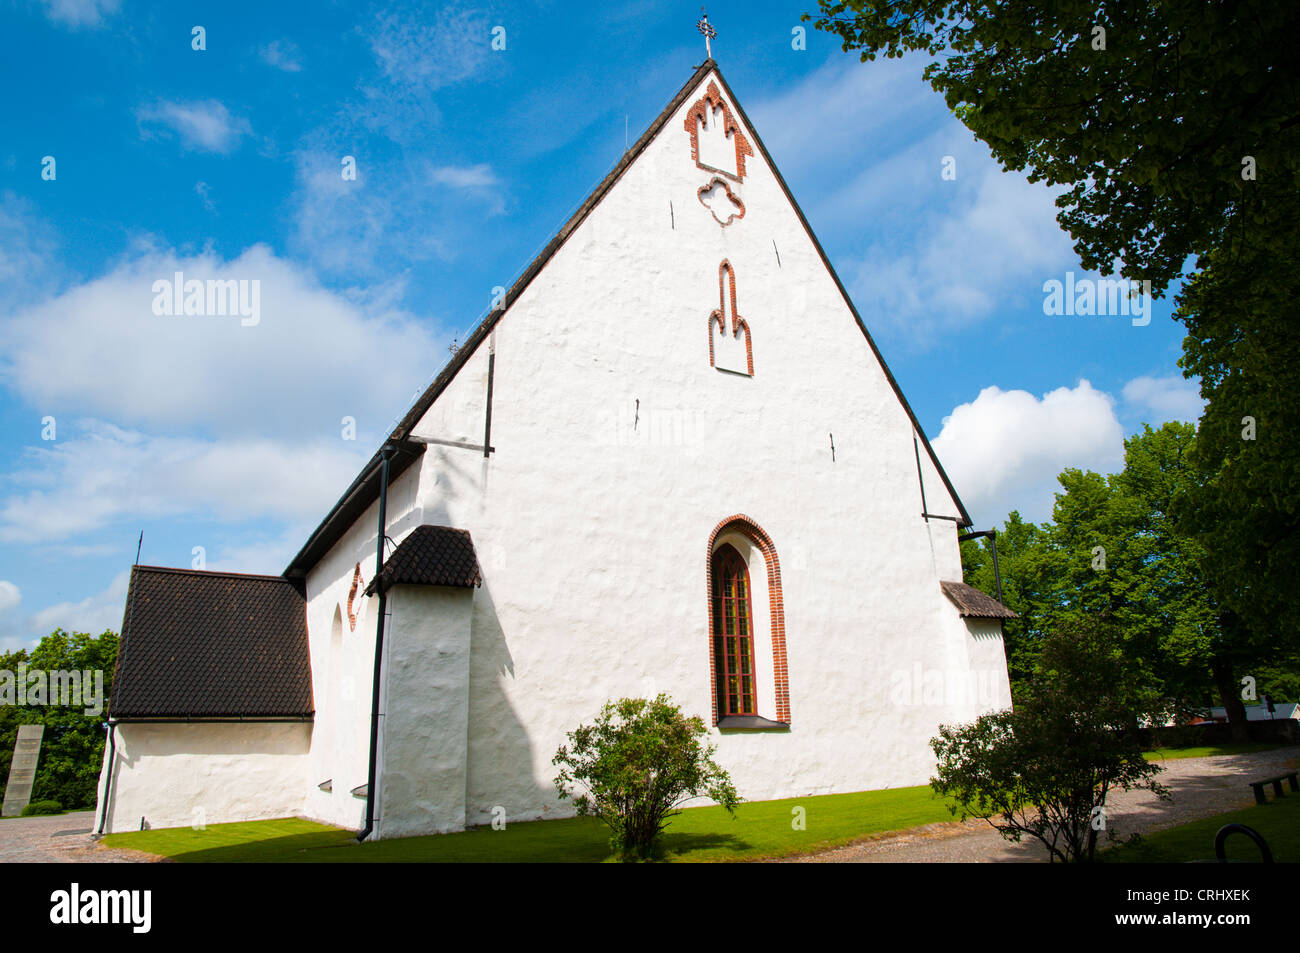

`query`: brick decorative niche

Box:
[683,80,754,183]
[346,562,363,632]
[706,514,790,728]
[709,259,754,376]
[697,176,746,227]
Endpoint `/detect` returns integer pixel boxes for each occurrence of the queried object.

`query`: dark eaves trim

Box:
[283,440,425,579]
[107,715,315,723]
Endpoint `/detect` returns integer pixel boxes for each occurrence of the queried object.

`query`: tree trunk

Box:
[1211,651,1250,744]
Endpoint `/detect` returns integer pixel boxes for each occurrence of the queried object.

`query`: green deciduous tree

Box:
[931,616,1169,862]
[961,424,1252,725]
[806,0,1300,294]
[0,629,118,810]
[552,694,739,861]
[1175,189,1300,662]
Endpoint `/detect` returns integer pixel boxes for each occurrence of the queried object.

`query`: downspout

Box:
[95,720,117,836]
[357,444,394,842]
[957,529,1004,605]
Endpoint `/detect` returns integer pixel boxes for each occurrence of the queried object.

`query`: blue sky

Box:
[0,0,1200,649]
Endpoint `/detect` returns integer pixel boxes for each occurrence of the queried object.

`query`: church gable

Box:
[294,56,969,584]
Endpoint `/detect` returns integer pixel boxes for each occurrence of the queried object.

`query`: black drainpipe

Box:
[957,529,1004,605]
[95,720,117,836]
[357,444,394,842]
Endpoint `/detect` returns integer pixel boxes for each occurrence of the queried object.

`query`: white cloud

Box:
[137,100,252,153]
[29,570,129,639]
[260,40,303,73]
[40,0,119,28]
[194,181,215,212]
[934,379,1126,525]
[749,55,935,180]
[0,244,442,437]
[849,161,1072,349]
[1122,374,1204,425]
[748,55,1074,351]
[429,164,505,215]
[0,192,62,306]
[290,151,466,274]
[366,5,490,91]
[430,164,498,189]
[355,4,493,141]
[0,581,20,613]
[0,420,367,544]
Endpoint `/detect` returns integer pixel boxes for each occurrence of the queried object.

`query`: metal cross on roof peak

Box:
[697,8,716,59]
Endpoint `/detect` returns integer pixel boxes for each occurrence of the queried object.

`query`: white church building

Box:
[94,58,1015,839]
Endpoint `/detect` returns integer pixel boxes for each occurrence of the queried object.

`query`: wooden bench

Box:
[1249,772,1299,805]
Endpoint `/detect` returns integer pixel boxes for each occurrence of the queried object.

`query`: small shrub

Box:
[20,799,63,817]
[553,694,740,861]
[931,616,1169,862]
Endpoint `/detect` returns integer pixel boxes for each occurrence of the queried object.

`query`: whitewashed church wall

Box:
[383,67,1005,826]
[964,618,1015,715]
[95,722,310,834]
[300,461,422,830]
[374,585,474,838]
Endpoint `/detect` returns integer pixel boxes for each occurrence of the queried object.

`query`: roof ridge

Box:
[133,564,296,583]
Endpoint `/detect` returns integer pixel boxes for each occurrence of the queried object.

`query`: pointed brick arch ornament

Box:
[346,562,363,632]
[707,515,790,725]
[684,80,754,183]
[709,260,754,375]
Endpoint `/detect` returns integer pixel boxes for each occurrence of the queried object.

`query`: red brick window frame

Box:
[706,515,790,726]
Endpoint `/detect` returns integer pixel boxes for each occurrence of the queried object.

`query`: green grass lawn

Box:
[1103,792,1300,863]
[101,785,963,863]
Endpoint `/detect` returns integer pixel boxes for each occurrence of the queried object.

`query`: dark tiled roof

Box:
[364,526,481,595]
[941,581,1019,620]
[110,567,313,720]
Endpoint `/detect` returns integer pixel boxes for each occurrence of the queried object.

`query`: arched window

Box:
[707,515,790,727]
[712,544,757,716]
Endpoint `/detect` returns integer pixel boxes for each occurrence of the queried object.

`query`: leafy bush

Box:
[20,799,63,817]
[931,616,1169,862]
[553,694,740,861]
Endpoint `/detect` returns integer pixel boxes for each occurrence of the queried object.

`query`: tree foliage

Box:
[552,694,739,861]
[1175,188,1300,647]
[931,617,1169,862]
[806,0,1300,294]
[0,629,118,810]
[962,423,1225,714]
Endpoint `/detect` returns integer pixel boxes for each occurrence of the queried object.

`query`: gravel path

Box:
[0,811,159,863]
[779,746,1300,863]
